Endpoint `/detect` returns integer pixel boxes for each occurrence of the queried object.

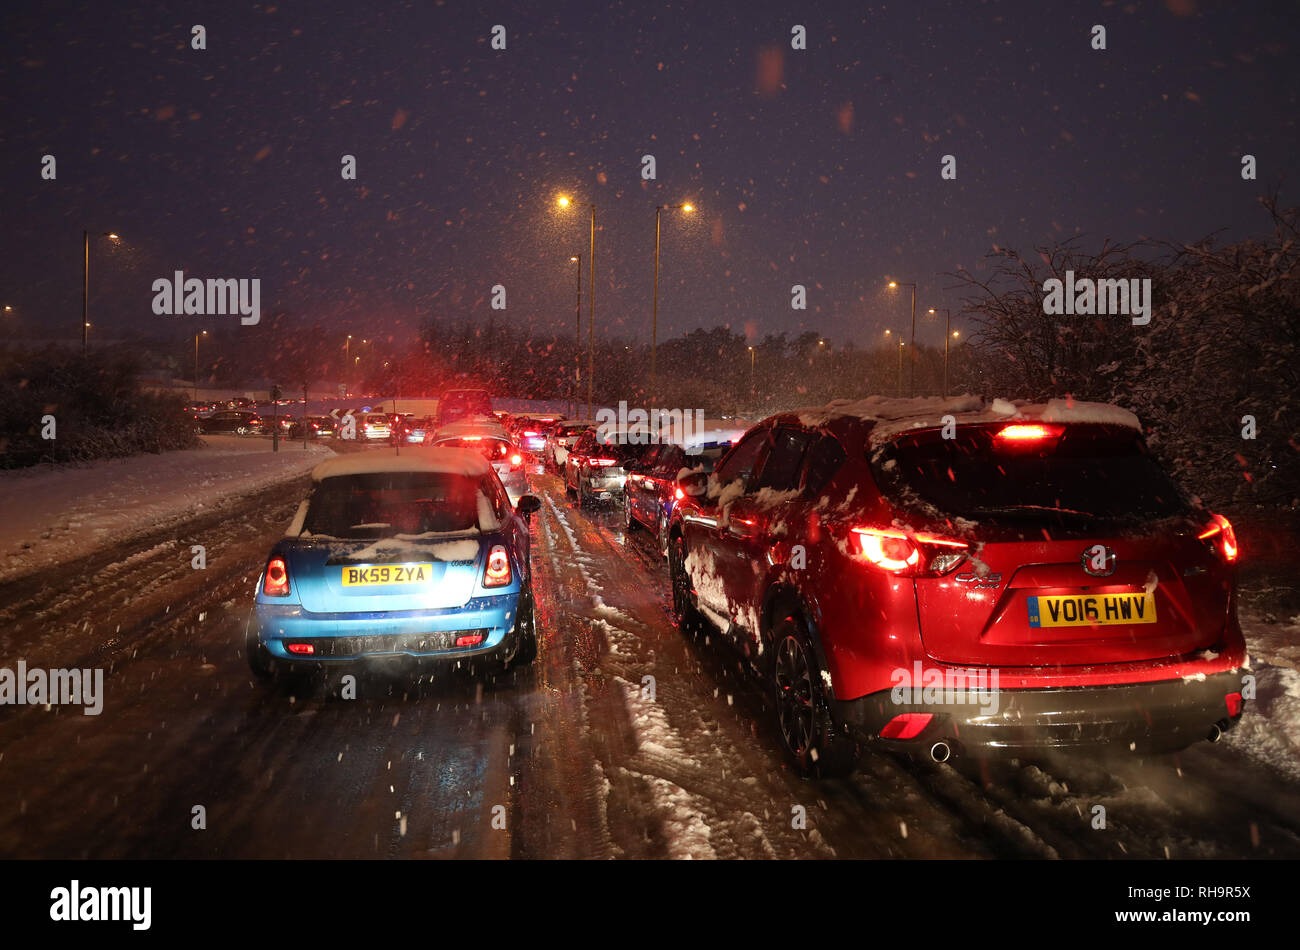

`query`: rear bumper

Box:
[834,669,1246,756]
[254,594,520,663]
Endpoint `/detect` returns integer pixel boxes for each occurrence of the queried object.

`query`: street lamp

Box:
[82,231,119,354]
[558,196,597,417]
[569,254,582,419]
[194,329,207,398]
[748,345,755,396]
[651,202,694,405]
[888,280,917,396]
[929,308,953,397]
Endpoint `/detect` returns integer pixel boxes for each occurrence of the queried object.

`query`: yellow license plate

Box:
[1027,592,1156,628]
[341,563,434,587]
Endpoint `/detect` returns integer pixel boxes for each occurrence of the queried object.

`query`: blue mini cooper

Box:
[246,447,542,677]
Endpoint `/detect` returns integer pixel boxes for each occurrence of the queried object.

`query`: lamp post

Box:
[888,280,917,396]
[558,196,597,417]
[194,329,207,398]
[748,345,755,397]
[929,308,952,397]
[570,254,582,419]
[82,231,119,354]
[650,203,694,406]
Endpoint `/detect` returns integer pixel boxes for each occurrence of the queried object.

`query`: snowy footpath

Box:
[0,436,333,583]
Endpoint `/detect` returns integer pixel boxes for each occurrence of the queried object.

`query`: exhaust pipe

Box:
[1207,723,1223,743]
[929,740,952,763]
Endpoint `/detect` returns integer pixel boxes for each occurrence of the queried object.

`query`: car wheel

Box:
[507,587,538,667]
[669,532,701,628]
[771,614,859,778]
[244,616,274,679]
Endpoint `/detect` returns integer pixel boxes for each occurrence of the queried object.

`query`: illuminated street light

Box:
[558,195,597,416]
[651,202,694,404]
[82,230,120,354]
[194,329,207,398]
[888,280,917,396]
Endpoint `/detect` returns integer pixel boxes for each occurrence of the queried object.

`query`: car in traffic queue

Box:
[563,424,647,508]
[623,420,751,557]
[508,413,564,456]
[429,419,531,506]
[666,397,1248,777]
[436,388,494,428]
[403,416,437,444]
[288,415,337,440]
[544,419,597,471]
[360,412,392,441]
[247,448,542,678]
[198,409,264,435]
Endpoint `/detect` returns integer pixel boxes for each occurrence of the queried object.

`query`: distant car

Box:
[288,415,336,439]
[361,413,391,441]
[545,420,596,471]
[199,410,263,435]
[563,426,645,507]
[510,413,563,456]
[624,422,749,556]
[667,398,1248,776]
[404,416,437,444]
[247,448,542,678]
[436,389,493,427]
[430,419,530,506]
[226,397,256,410]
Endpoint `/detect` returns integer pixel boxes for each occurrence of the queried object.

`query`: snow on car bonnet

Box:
[309,446,492,481]
[796,395,1140,446]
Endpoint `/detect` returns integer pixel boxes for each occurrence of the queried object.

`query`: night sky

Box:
[2,0,1297,356]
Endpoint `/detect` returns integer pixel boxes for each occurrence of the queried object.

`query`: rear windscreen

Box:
[872,424,1192,525]
[302,472,482,538]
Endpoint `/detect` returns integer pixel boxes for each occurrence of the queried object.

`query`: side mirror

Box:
[516,494,542,516]
[677,471,708,499]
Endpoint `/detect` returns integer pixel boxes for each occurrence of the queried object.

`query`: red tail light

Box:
[286,642,315,655]
[1198,513,1239,562]
[263,556,290,596]
[589,457,617,467]
[995,423,1063,442]
[674,487,685,501]
[455,633,486,647]
[484,544,511,587]
[880,712,934,740]
[510,453,523,466]
[851,527,968,576]
[523,430,538,437]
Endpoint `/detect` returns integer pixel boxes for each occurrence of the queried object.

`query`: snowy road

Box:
[0,459,1298,859]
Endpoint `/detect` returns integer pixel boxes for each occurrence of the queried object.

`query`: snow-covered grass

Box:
[0,435,333,582]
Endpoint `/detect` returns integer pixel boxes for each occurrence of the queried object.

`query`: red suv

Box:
[667,398,1247,776]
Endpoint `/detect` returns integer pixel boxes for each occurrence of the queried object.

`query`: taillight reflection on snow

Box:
[879,712,934,739]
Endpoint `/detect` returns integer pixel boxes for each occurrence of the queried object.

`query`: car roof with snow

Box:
[310,447,492,481]
[430,419,514,442]
[790,395,1140,447]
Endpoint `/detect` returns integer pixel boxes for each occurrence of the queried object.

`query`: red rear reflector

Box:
[484,544,511,587]
[995,423,1063,442]
[455,633,485,647]
[263,557,290,596]
[880,712,933,740]
[286,642,314,655]
[1225,692,1243,717]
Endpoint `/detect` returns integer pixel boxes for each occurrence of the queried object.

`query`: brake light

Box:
[674,487,685,501]
[510,453,523,465]
[850,527,968,575]
[523,430,538,437]
[484,545,511,587]
[589,457,617,467]
[994,423,1064,442]
[880,712,933,740]
[1198,513,1239,562]
[263,557,290,596]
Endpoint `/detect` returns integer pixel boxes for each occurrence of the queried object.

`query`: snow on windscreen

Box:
[309,446,491,481]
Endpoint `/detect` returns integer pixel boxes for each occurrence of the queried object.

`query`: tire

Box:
[507,587,538,667]
[770,613,859,778]
[244,617,274,679]
[668,531,702,628]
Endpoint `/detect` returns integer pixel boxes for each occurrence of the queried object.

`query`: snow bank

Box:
[0,436,332,582]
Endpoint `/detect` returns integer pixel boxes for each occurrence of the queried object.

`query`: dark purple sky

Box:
[2,0,1296,355]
